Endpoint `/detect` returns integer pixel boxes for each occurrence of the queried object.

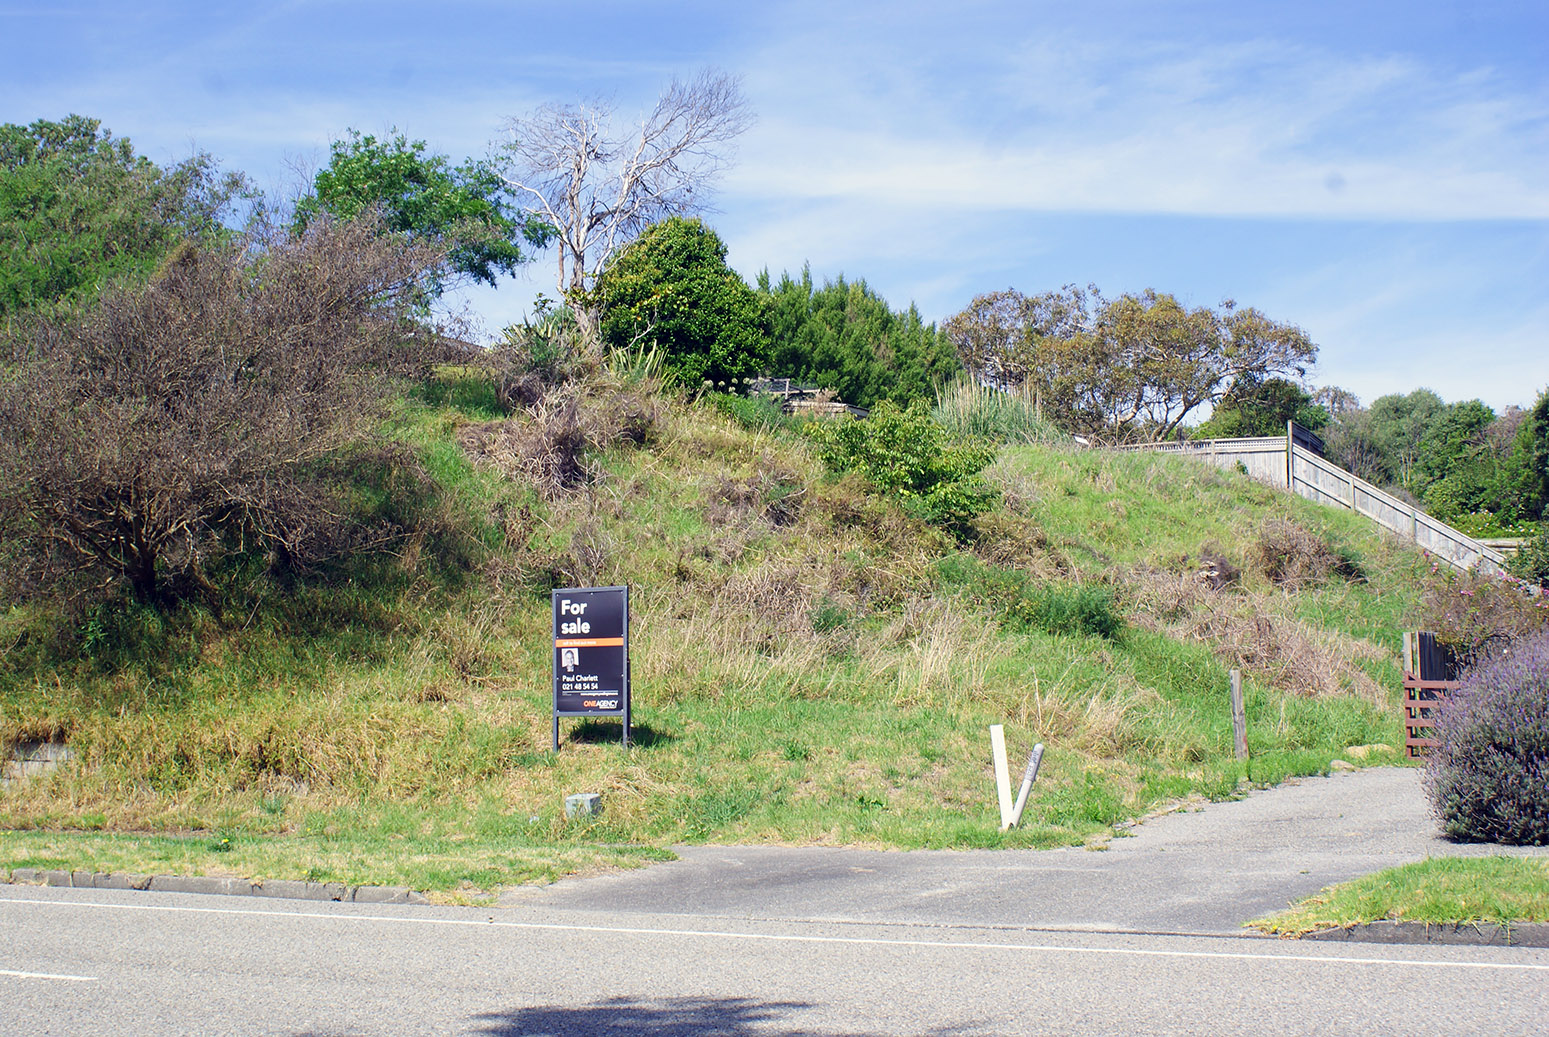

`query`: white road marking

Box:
[4,894,1547,973]
[0,968,96,982]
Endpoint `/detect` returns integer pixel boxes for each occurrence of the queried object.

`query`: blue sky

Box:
[4,1,1546,411]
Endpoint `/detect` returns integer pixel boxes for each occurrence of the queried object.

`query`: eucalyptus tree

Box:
[944,287,1317,441]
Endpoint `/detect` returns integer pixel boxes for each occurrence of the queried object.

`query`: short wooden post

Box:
[1229,669,1248,761]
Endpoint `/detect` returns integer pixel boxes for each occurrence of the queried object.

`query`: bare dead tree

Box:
[494,69,752,343]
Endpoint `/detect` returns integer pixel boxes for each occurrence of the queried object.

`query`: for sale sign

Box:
[551,585,630,748]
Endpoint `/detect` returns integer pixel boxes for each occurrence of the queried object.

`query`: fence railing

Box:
[1401,677,1458,757]
[1287,442,1505,575]
[1110,435,1294,489]
[1401,630,1460,756]
[1108,422,1507,575]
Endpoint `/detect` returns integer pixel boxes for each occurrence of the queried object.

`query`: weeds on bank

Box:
[1,368,1426,889]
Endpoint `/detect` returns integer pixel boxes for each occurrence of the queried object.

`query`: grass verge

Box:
[1250,856,1549,936]
[0,805,674,902]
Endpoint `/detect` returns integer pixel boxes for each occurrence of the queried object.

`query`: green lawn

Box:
[1251,856,1549,936]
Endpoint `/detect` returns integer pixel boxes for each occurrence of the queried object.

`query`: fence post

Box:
[1229,668,1248,762]
[990,725,1014,830]
[1285,421,1294,490]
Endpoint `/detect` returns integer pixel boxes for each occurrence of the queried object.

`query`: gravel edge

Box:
[2,867,429,905]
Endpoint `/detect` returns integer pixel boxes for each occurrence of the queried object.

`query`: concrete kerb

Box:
[3,867,427,905]
[6,863,1545,945]
[1299,920,1549,948]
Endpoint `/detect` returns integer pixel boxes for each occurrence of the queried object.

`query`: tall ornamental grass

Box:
[933,381,1063,445]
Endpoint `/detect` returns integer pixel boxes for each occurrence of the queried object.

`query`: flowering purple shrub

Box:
[1425,629,1549,844]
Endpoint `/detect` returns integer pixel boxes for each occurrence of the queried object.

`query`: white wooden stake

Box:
[990,724,1014,830]
[1008,743,1045,829]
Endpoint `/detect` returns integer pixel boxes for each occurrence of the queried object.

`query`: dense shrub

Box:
[1508,532,1549,589]
[594,217,769,390]
[808,401,997,540]
[1419,559,1549,668]
[1425,630,1549,844]
[0,219,443,607]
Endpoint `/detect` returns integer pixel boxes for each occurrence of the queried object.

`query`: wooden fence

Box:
[1112,422,1507,575]
[1112,433,1294,487]
[1287,442,1506,575]
[1400,631,1460,757]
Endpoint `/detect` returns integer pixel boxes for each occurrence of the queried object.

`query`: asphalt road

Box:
[4,768,1547,1036]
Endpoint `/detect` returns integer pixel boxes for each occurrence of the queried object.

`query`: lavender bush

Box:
[1425,629,1549,844]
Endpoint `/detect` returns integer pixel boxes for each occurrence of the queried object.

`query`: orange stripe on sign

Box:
[555,637,625,648]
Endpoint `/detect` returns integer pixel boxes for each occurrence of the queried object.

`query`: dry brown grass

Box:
[1126,568,1387,704]
[1251,518,1356,588]
[703,458,805,529]
[968,509,1069,578]
[459,379,661,499]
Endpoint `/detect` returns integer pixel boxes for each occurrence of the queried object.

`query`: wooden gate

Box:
[1401,631,1460,757]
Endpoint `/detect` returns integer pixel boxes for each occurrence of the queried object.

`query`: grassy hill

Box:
[0,368,1427,896]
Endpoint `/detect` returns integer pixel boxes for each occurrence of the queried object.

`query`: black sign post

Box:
[552,585,630,750]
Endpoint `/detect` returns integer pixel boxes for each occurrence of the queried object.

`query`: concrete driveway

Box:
[512,766,1547,935]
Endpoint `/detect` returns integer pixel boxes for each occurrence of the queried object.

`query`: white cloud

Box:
[726,30,1549,221]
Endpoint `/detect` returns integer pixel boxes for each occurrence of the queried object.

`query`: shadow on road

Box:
[463,995,975,1036]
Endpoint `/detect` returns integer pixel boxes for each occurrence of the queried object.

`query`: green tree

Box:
[0,114,245,317]
[943,287,1317,441]
[1323,389,1546,526]
[1418,399,1496,487]
[757,267,960,408]
[1193,375,1328,439]
[594,217,768,388]
[1363,389,1446,490]
[1519,389,1549,517]
[296,130,540,292]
